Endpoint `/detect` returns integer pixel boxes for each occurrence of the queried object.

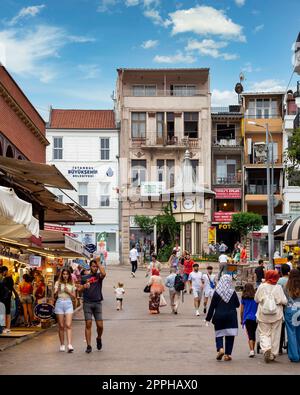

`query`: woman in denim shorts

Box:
[18,274,34,327]
[54,268,76,353]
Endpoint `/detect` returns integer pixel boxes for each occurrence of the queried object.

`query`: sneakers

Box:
[3,329,11,334]
[68,345,74,353]
[59,345,66,352]
[196,310,200,316]
[249,350,255,358]
[85,345,92,354]
[131,272,136,278]
[96,337,102,351]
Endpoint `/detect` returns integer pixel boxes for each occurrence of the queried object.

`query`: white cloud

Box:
[125,0,139,6]
[78,64,101,79]
[212,89,239,107]
[169,6,246,42]
[141,39,158,49]
[254,24,264,34]
[186,39,238,60]
[0,25,95,83]
[242,62,261,73]
[250,79,285,92]
[97,0,118,12]
[8,5,46,26]
[153,51,196,64]
[144,9,171,27]
[235,0,246,7]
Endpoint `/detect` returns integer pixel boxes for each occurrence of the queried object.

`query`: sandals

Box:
[216,349,225,361]
[224,355,232,362]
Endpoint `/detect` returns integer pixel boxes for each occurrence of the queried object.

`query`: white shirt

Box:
[188,271,204,290]
[219,254,228,264]
[202,273,216,292]
[115,287,125,299]
[129,249,138,262]
[287,262,293,270]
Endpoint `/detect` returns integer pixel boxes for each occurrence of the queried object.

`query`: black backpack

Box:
[174,274,185,292]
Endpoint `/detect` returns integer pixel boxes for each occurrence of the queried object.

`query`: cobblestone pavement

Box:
[0,266,299,375]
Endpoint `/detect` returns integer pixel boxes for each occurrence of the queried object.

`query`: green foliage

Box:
[231,212,264,238]
[157,244,174,262]
[134,215,155,235]
[284,128,300,182]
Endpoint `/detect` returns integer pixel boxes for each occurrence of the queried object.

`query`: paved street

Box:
[0,265,299,375]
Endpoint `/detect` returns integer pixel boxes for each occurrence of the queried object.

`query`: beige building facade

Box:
[115,68,212,263]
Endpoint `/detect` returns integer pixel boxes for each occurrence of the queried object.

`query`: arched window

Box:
[6,145,14,158]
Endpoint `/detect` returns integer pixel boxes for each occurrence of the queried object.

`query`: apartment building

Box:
[211,105,243,251]
[242,92,285,258]
[115,68,212,262]
[46,109,120,263]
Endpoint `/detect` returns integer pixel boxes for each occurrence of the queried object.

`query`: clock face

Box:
[183,198,194,210]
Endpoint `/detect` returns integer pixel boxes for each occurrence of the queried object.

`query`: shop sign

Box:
[208,226,217,244]
[252,232,262,239]
[68,166,98,178]
[214,188,242,200]
[34,303,54,320]
[218,224,232,231]
[0,245,20,260]
[44,224,71,233]
[65,235,83,254]
[213,212,235,223]
[141,182,165,197]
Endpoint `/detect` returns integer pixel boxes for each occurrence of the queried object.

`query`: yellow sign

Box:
[218,224,231,230]
[208,226,216,244]
[274,258,288,265]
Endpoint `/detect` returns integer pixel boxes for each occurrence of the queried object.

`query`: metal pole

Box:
[266,124,274,268]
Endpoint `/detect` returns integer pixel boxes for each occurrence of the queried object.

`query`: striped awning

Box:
[284,216,300,245]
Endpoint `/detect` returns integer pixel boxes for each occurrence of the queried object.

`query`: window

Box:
[216,160,236,184]
[247,99,279,119]
[216,124,236,143]
[157,160,175,188]
[131,112,146,139]
[156,112,164,143]
[191,160,199,183]
[131,160,147,187]
[184,112,198,138]
[106,233,116,252]
[100,138,110,160]
[132,85,156,96]
[78,182,88,207]
[53,137,63,160]
[167,112,175,141]
[290,202,300,214]
[100,183,110,207]
[172,85,196,96]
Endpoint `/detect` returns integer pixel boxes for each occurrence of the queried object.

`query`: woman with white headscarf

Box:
[206,275,240,361]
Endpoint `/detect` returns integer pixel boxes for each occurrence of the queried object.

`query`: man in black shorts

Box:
[0,266,18,333]
[78,259,106,353]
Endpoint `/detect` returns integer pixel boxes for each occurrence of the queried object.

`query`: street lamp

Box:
[248,121,275,269]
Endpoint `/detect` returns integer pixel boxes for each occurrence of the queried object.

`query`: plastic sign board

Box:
[34,303,54,320]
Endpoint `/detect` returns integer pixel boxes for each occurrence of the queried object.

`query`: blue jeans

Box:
[216,336,235,355]
[284,305,300,362]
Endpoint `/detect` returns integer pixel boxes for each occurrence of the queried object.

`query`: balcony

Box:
[213,175,242,186]
[211,106,242,114]
[123,88,207,97]
[131,135,200,150]
[246,185,280,195]
[244,155,283,167]
[212,139,243,154]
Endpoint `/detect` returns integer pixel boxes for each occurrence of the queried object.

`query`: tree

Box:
[284,128,300,183]
[230,212,264,240]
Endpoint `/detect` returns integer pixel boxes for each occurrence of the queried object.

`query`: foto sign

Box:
[214,188,242,200]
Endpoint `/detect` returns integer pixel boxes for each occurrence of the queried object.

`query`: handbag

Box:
[144,285,151,293]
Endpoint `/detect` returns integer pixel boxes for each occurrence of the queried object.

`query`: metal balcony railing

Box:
[212,138,243,148]
[124,89,207,97]
[213,175,242,185]
[246,185,280,195]
[211,106,242,114]
[131,134,200,148]
[244,155,283,165]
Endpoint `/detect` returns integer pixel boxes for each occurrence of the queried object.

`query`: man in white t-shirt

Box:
[129,247,139,278]
[188,264,204,316]
[202,266,217,314]
[218,253,229,280]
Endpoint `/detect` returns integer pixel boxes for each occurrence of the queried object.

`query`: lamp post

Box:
[248,121,275,268]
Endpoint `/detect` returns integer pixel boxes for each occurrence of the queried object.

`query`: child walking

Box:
[114,283,125,311]
[240,283,258,358]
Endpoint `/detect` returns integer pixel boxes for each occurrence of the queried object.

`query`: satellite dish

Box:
[235,82,244,95]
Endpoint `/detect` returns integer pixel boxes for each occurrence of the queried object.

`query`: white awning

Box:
[0,186,39,238]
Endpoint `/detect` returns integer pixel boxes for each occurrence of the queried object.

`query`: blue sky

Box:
[0,0,299,120]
